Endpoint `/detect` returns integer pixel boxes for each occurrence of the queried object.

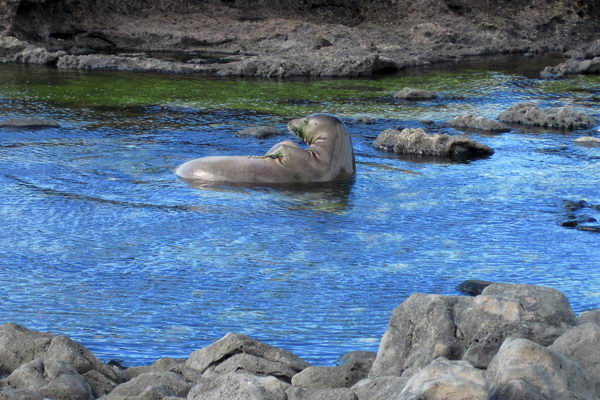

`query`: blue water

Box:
[0,60,599,367]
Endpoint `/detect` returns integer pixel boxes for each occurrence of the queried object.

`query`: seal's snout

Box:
[288,117,310,142]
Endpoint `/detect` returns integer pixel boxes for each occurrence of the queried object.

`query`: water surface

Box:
[0,57,599,366]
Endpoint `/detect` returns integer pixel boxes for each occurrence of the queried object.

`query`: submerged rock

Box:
[448,114,509,132]
[236,125,281,138]
[373,128,493,160]
[498,103,597,130]
[354,116,374,124]
[0,118,60,129]
[393,87,437,100]
[575,136,600,147]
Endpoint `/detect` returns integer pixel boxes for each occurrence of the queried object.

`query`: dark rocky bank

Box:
[2,283,600,399]
[0,0,600,77]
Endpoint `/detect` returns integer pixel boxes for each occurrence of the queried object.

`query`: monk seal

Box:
[174,113,355,185]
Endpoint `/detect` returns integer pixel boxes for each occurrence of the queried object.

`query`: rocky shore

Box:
[2,283,600,399]
[0,0,599,77]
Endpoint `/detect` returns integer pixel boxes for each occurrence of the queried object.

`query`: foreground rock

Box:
[369,283,576,380]
[373,128,493,160]
[185,332,309,380]
[393,87,437,100]
[236,126,281,138]
[187,371,289,400]
[487,338,596,400]
[0,118,60,129]
[498,103,597,130]
[448,114,509,132]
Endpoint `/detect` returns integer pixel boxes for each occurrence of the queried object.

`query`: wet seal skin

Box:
[174,113,355,185]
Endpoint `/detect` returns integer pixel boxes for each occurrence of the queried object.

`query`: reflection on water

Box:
[0,59,599,367]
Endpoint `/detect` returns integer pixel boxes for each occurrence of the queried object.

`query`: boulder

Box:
[354,116,374,124]
[584,39,600,58]
[291,363,367,389]
[369,284,576,380]
[393,87,437,100]
[0,387,45,400]
[549,323,600,396]
[0,118,60,129]
[185,333,309,375]
[187,371,289,400]
[120,357,190,381]
[577,308,600,325]
[447,114,509,132]
[336,351,376,371]
[0,324,119,394]
[575,136,600,147]
[286,387,357,400]
[540,57,600,79]
[498,103,597,130]
[205,353,299,381]
[5,358,94,400]
[82,370,118,398]
[0,36,27,60]
[99,371,191,400]
[350,376,407,400]
[486,337,596,400]
[236,126,281,138]
[455,279,493,296]
[398,358,488,400]
[373,128,494,160]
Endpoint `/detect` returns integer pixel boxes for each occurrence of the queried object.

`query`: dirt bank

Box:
[0,0,599,77]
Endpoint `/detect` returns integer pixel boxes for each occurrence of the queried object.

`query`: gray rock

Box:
[187,371,289,400]
[354,116,374,124]
[455,279,493,296]
[487,337,596,400]
[369,284,576,380]
[0,118,60,129]
[291,363,367,389]
[5,358,94,400]
[540,57,600,79]
[205,353,299,381]
[14,47,66,65]
[120,357,185,381]
[336,351,376,372]
[577,308,600,325]
[0,387,45,400]
[498,103,597,130]
[185,333,309,375]
[56,54,216,74]
[373,128,494,160]
[0,324,119,391]
[83,370,118,398]
[393,87,437,100]
[584,39,600,58]
[286,387,357,400]
[575,136,600,147]
[448,114,509,132]
[99,371,191,400]
[351,376,407,400]
[0,36,27,60]
[236,126,281,138]
[549,323,600,396]
[398,358,488,400]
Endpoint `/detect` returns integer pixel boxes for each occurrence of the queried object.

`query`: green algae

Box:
[0,63,598,119]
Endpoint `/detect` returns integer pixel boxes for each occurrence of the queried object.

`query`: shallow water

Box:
[0,56,599,366]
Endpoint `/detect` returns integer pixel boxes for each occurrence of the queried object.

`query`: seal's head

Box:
[288,114,346,145]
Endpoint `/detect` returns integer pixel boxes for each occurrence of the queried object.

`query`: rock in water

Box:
[448,115,509,132]
[393,87,438,100]
[373,128,493,160]
[236,126,281,138]
[575,136,600,147]
[498,103,596,130]
[456,280,493,296]
[0,118,60,129]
